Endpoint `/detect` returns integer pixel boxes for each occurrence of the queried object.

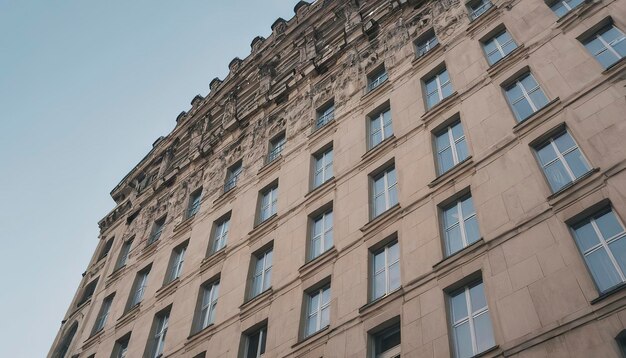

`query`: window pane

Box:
[427,92,440,108]
[529,88,549,110]
[321,306,330,328]
[389,185,398,208]
[306,312,318,335]
[536,144,557,166]
[586,248,623,292]
[454,322,474,358]
[609,237,626,276]
[585,38,604,55]
[506,84,523,102]
[464,216,481,244]
[438,147,455,174]
[389,262,401,291]
[596,211,624,240]
[474,312,496,353]
[371,130,382,148]
[450,291,468,322]
[573,221,600,252]
[442,82,453,98]
[447,225,464,255]
[375,194,386,216]
[502,40,517,56]
[389,242,400,262]
[456,138,469,163]
[461,197,475,218]
[444,205,459,229]
[520,74,538,89]
[512,98,534,121]
[563,149,590,178]
[469,282,487,312]
[554,132,576,153]
[544,160,572,191]
[322,287,331,304]
[373,271,386,299]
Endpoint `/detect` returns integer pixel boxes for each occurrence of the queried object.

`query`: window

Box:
[434,120,469,175]
[112,334,130,358]
[448,280,495,358]
[467,0,493,20]
[504,72,549,122]
[534,129,591,192]
[92,294,114,334]
[313,147,334,188]
[243,325,267,358]
[547,0,584,17]
[482,29,517,65]
[304,285,331,337]
[371,323,401,358]
[424,67,453,109]
[583,23,626,69]
[115,238,133,269]
[369,107,393,149]
[77,278,99,306]
[415,29,439,58]
[165,241,187,284]
[316,101,335,129]
[187,188,202,218]
[267,133,286,164]
[367,66,388,92]
[224,161,243,192]
[148,217,166,245]
[258,183,278,223]
[371,166,398,218]
[129,267,150,308]
[442,194,480,256]
[371,240,401,301]
[196,280,220,331]
[211,215,230,253]
[98,237,114,261]
[149,310,169,358]
[55,323,77,358]
[570,207,626,293]
[310,209,333,261]
[616,330,626,358]
[249,248,273,299]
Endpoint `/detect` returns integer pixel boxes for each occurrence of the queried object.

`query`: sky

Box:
[0,1,300,356]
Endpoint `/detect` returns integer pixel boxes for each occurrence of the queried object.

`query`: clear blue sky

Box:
[0,1,298,356]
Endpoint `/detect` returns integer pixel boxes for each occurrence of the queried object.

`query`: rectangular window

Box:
[187,188,202,218]
[482,29,517,65]
[504,72,549,122]
[313,147,334,188]
[267,133,286,164]
[115,238,133,269]
[305,285,331,337]
[435,120,469,175]
[371,241,401,301]
[148,217,166,245]
[150,310,169,358]
[369,108,393,149]
[112,334,130,358]
[92,294,114,334]
[372,166,398,218]
[372,323,401,358]
[250,248,273,299]
[424,67,453,109]
[224,161,243,192]
[129,268,150,308]
[98,237,114,261]
[316,101,335,129]
[467,0,493,20]
[197,280,220,331]
[243,325,267,358]
[259,184,278,223]
[415,29,439,58]
[548,0,584,17]
[442,195,480,256]
[534,129,591,192]
[310,209,333,261]
[448,280,495,358]
[211,215,230,253]
[367,66,389,92]
[570,207,626,293]
[78,278,99,306]
[165,242,187,284]
[583,24,626,69]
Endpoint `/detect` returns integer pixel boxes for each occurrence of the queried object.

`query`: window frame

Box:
[581,21,626,69]
[303,283,331,338]
[433,118,469,175]
[440,193,480,257]
[149,309,170,358]
[115,237,134,270]
[370,239,401,301]
[315,100,335,129]
[367,65,389,92]
[370,165,399,219]
[224,160,243,193]
[546,0,585,17]
[370,320,402,358]
[258,182,279,224]
[249,246,273,299]
[147,216,166,245]
[187,187,203,219]
[196,279,220,332]
[503,71,549,122]
[312,145,334,188]
[467,0,493,21]
[128,266,151,309]
[423,66,453,110]
[165,240,188,284]
[242,324,268,358]
[210,213,231,254]
[368,106,393,150]
[267,132,286,164]
[92,293,115,335]
[308,207,334,261]
[481,27,518,66]
[414,28,439,58]
[112,333,131,358]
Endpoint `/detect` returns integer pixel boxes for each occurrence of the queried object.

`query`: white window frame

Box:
[371,241,401,301]
[224,161,243,192]
[449,281,494,358]
[316,102,335,129]
[584,24,626,68]
[131,269,149,307]
[187,188,202,218]
[267,134,286,163]
[199,281,220,330]
[244,325,267,358]
[310,210,333,261]
[152,312,169,358]
[305,285,331,337]
[505,73,548,121]
[372,323,402,358]
[368,67,389,92]
[482,30,516,65]
[534,130,591,192]
[372,166,398,218]
[425,68,452,109]
[435,121,467,174]
[369,108,393,149]
[259,185,278,223]
[442,196,479,256]
[168,244,187,282]
[115,238,133,269]
[313,147,333,188]
[148,217,166,245]
[467,0,493,20]
[250,248,273,298]
[212,217,230,253]
[415,29,439,57]
[549,0,584,17]
[92,295,113,334]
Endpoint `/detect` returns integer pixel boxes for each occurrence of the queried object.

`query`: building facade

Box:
[49,0,626,357]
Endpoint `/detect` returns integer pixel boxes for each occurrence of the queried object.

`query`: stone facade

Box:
[49,0,626,357]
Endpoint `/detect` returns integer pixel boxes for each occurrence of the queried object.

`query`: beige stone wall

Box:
[50,0,626,357]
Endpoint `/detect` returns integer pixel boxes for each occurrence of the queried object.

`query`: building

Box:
[48,0,626,357]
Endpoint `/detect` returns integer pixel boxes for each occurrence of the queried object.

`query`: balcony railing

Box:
[469,1,492,20]
[224,173,241,193]
[316,110,335,129]
[147,229,162,245]
[367,72,388,92]
[266,142,285,164]
[187,201,200,218]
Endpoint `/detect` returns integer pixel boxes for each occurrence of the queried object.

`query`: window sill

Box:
[602,56,626,75]
[155,278,180,301]
[308,115,338,146]
[299,247,338,279]
[486,45,529,79]
[106,265,127,288]
[466,5,499,37]
[361,135,397,167]
[547,168,602,212]
[473,345,501,358]
[116,304,140,329]
[432,238,486,272]
[82,329,104,350]
[304,177,336,204]
[591,282,626,305]
[360,204,402,238]
[361,79,391,102]
[186,323,216,346]
[138,240,159,261]
[421,91,460,126]
[213,185,239,208]
[358,287,404,316]
[257,155,283,178]
[199,248,227,274]
[240,287,274,314]
[173,213,196,234]
[512,97,562,138]
[411,43,444,71]
[292,325,330,349]
[249,214,279,243]
[428,156,474,188]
